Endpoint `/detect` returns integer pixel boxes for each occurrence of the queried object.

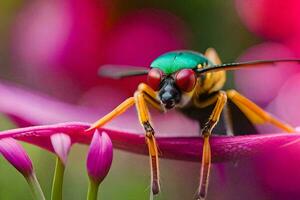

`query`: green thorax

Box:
[150,50,213,74]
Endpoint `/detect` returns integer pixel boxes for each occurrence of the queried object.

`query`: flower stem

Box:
[26,173,46,200]
[51,157,65,200]
[87,180,99,200]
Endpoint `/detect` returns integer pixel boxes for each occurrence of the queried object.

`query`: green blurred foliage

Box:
[0,0,24,79]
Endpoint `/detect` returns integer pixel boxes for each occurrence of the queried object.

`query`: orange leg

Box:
[196,91,227,200]
[87,97,135,131]
[227,90,294,133]
[134,91,160,194]
[86,83,162,195]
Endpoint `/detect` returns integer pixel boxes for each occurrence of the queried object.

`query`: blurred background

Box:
[1,0,300,199]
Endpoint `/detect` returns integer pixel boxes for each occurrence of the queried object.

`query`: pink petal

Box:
[104,9,188,66]
[0,122,300,163]
[253,144,300,197]
[265,73,300,127]
[50,133,71,164]
[285,37,300,57]
[235,0,300,41]
[234,42,299,105]
[0,81,98,126]
[0,138,33,176]
[11,0,108,94]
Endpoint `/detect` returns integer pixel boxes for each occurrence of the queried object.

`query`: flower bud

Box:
[51,133,71,164]
[0,138,33,176]
[86,130,113,184]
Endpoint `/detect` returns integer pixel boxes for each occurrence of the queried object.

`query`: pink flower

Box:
[235,0,300,41]
[265,73,300,128]
[86,130,113,184]
[234,42,299,106]
[11,0,107,99]
[11,2,188,100]
[285,37,300,57]
[0,138,32,176]
[253,142,300,200]
[104,9,188,67]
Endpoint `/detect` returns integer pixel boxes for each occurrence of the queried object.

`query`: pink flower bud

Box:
[0,138,33,176]
[86,130,113,184]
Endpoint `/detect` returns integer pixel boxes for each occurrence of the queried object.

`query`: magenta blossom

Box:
[234,42,299,106]
[11,2,188,100]
[12,0,107,93]
[285,37,300,58]
[267,73,300,127]
[235,0,300,41]
[86,130,113,184]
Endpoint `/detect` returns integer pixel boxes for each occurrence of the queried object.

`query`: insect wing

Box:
[98,64,149,79]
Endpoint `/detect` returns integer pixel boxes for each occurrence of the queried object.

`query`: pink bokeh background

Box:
[1,0,300,199]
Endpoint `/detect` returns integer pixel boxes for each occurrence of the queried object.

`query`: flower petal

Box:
[235,0,300,40]
[0,81,98,126]
[50,133,71,164]
[0,122,300,162]
[86,130,113,183]
[0,138,33,176]
[234,42,299,105]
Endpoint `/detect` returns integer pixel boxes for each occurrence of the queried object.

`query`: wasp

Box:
[87,48,300,200]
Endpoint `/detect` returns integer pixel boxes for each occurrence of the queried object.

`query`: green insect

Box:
[87,48,300,200]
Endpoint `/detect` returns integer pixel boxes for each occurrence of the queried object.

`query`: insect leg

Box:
[86,97,135,131]
[137,83,163,111]
[226,90,294,133]
[196,91,227,200]
[134,91,160,195]
[85,83,161,131]
[87,83,161,196]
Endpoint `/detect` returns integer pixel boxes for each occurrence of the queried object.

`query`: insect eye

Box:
[175,69,196,92]
[147,68,163,91]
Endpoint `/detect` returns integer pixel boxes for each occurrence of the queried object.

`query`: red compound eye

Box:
[175,69,196,92]
[147,68,163,91]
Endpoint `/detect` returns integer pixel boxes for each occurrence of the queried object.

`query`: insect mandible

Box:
[87,48,300,200]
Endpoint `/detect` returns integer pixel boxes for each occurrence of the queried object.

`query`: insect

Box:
[87,48,300,200]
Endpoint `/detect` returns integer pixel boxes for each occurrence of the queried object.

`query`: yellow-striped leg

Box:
[86,83,162,195]
[137,83,163,111]
[196,91,227,200]
[226,90,294,133]
[136,83,162,194]
[134,91,160,194]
